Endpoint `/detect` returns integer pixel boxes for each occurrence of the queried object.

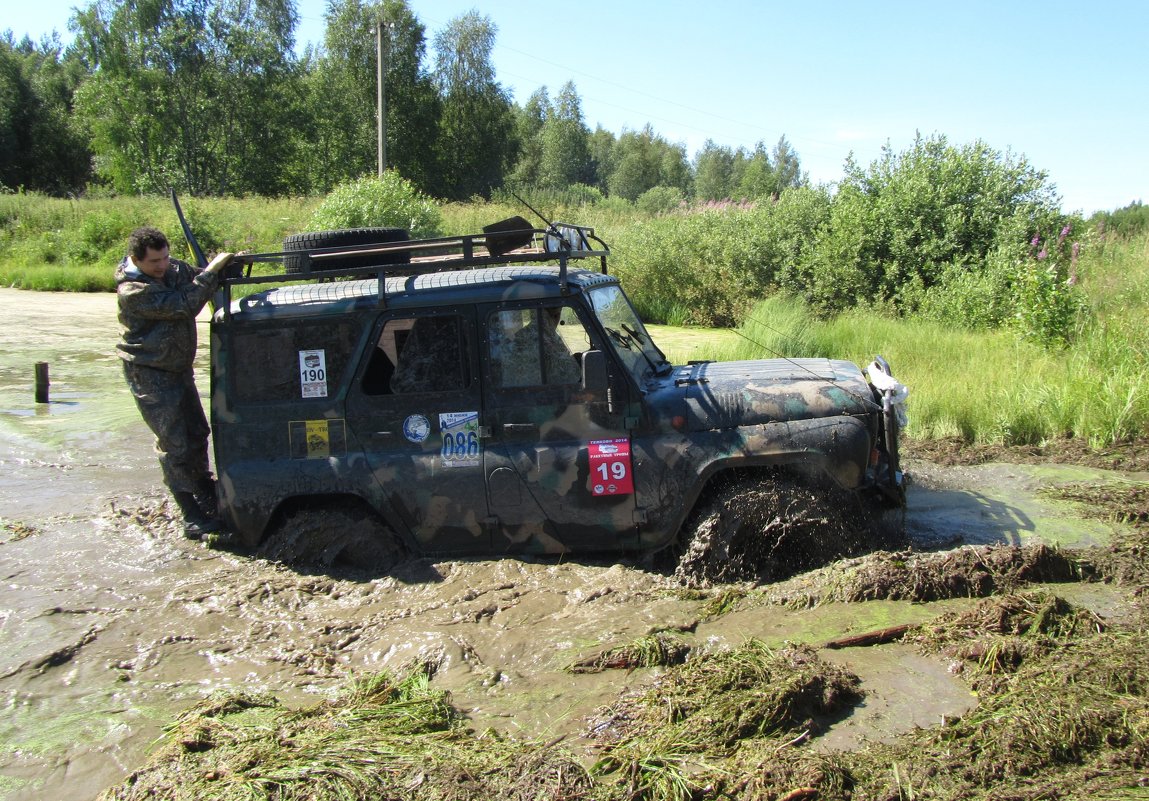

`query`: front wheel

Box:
[672,474,867,587]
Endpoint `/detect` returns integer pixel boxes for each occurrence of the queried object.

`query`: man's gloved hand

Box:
[205,251,235,275]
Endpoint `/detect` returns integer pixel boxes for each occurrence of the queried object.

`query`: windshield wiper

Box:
[622,322,673,375]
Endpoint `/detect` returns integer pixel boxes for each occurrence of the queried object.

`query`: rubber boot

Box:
[172,490,221,540]
[194,477,219,519]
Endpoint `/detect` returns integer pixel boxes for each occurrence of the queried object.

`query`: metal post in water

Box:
[35,362,49,403]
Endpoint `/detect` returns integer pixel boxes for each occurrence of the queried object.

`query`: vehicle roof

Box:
[218,265,620,322]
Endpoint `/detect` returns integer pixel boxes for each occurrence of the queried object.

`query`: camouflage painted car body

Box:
[209,225,901,556]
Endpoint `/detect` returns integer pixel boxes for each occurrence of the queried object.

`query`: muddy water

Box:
[0,288,1139,801]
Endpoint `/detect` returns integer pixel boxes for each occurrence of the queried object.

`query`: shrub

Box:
[1091,200,1149,238]
[611,188,831,326]
[308,172,441,239]
[636,185,685,215]
[797,134,1063,314]
[1013,224,1087,348]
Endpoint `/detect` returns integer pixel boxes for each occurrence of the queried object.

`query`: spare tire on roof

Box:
[283,227,410,275]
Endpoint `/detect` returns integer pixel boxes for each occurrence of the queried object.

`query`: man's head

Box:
[128,227,171,279]
[542,306,563,329]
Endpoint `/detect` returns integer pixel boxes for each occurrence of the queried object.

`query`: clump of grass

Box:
[566,633,691,674]
[1,518,41,541]
[847,625,1149,799]
[911,591,1107,687]
[99,664,591,801]
[700,587,747,619]
[589,641,862,800]
[762,543,1086,609]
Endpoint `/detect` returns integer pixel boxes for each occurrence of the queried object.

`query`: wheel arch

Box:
[651,449,861,555]
[262,492,416,551]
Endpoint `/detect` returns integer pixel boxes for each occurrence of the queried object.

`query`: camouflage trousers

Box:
[121,362,212,493]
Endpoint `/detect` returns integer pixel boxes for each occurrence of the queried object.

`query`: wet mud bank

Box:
[1,288,1147,800]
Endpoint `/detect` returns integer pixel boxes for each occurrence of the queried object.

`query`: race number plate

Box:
[587,438,635,496]
[440,411,480,468]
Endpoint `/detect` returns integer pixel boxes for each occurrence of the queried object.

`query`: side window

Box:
[362,314,468,395]
[232,321,359,403]
[489,306,589,388]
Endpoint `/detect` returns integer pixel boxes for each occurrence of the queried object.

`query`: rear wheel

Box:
[283,227,410,275]
[258,501,407,574]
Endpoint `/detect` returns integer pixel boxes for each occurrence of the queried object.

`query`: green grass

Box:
[2,193,1145,445]
[0,193,320,291]
[698,277,1146,448]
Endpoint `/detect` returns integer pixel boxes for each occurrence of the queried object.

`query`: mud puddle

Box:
[0,288,1143,800]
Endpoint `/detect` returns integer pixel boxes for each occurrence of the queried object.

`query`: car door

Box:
[481,300,638,554]
[345,308,490,554]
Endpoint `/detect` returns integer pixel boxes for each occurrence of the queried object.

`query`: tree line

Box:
[1,0,804,203]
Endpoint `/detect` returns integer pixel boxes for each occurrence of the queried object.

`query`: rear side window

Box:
[231,321,360,403]
[361,314,469,395]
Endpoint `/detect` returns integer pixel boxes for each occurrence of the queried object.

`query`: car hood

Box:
[643,358,878,431]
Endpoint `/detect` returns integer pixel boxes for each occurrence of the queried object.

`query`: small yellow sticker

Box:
[289,419,347,459]
[305,420,329,458]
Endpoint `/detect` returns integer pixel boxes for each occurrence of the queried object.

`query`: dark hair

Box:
[128,227,170,260]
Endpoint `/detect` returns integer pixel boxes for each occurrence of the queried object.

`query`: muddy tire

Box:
[283,227,410,275]
[258,501,407,574]
[673,474,872,587]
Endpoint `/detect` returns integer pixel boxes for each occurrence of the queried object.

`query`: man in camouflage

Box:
[115,226,234,538]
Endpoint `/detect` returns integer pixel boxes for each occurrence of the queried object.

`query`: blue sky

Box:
[9,0,1147,215]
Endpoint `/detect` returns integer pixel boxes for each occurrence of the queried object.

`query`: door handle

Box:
[502,423,538,433]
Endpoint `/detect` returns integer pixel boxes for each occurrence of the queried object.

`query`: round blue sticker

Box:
[402,414,431,443]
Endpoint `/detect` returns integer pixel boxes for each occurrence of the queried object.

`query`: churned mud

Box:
[1,288,1147,800]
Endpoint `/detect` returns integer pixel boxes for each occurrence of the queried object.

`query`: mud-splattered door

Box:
[346,310,490,553]
[481,301,637,554]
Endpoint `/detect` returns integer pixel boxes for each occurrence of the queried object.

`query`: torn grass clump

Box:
[99,665,592,801]
[566,632,691,674]
[765,543,1086,608]
[589,641,861,800]
[846,628,1149,800]
[911,590,1107,690]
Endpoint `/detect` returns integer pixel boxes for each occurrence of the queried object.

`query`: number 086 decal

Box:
[440,411,480,468]
[587,438,635,496]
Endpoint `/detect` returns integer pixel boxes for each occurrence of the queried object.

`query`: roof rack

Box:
[216,221,610,317]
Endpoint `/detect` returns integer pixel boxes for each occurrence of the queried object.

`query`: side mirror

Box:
[581,349,609,392]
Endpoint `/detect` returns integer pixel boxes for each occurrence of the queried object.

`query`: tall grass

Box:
[717,280,1146,447]
[0,193,319,291]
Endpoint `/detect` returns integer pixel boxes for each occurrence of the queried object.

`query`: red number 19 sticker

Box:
[587,438,635,496]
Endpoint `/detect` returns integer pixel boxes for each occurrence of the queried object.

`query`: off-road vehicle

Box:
[203,215,906,576]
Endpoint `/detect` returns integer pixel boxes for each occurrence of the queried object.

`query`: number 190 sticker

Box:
[298,349,328,398]
[440,411,480,467]
[587,438,635,496]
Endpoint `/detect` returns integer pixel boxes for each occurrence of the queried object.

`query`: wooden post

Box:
[35,362,50,403]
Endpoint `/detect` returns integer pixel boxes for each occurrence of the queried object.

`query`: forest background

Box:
[1,0,1146,449]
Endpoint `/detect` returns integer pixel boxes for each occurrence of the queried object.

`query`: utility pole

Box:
[376,19,391,177]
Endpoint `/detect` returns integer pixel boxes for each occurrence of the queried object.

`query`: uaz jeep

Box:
[206,216,905,575]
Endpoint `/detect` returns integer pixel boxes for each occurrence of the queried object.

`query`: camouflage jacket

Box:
[115,255,219,372]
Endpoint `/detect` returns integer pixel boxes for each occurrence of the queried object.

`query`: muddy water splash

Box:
[0,288,1138,801]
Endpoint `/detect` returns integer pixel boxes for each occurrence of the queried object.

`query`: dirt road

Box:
[0,288,1141,800]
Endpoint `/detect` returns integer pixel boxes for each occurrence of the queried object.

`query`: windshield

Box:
[588,285,672,382]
